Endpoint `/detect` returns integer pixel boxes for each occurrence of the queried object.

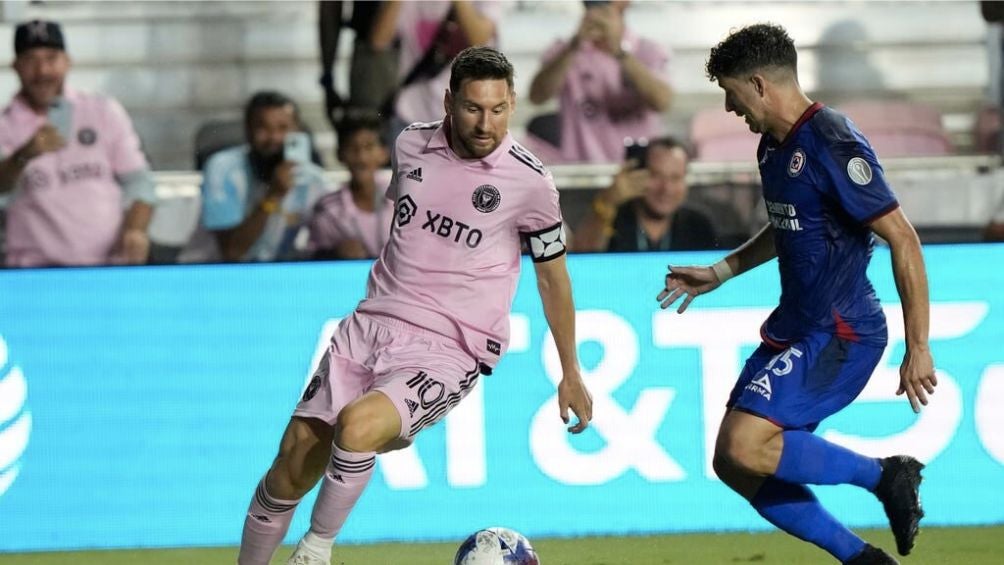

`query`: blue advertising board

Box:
[0,244,1002,551]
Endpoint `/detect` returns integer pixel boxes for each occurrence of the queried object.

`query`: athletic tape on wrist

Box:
[711,259,734,283]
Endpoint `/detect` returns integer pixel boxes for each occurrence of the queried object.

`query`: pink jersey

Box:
[393,1,506,124]
[356,121,566,369]
[544,31,670,163]
[307,172,395,258]
[0,87,150,266]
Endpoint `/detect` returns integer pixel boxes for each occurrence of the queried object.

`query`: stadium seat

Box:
[688,107,760,162]
[526,112,561,149]
[193,119,245,170]
[837,100,954,157]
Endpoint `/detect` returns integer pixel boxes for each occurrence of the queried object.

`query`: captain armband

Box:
[524,222,567,263]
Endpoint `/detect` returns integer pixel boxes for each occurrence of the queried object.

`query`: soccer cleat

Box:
[874,455,925,556]
[286,542,329,565]
[844,544,899,564]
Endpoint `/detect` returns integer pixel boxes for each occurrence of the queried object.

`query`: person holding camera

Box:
[528,0,672,164]
[200,91,327,263]
[574,136,717,252]
[0,20,157,267]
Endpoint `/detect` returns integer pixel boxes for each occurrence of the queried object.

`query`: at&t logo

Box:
[0,335,31,498]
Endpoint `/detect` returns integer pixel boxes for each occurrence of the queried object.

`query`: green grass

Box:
[3,526,1003,564]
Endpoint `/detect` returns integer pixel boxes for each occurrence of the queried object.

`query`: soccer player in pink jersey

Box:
[0,20,156,267]
[238,46,593,565]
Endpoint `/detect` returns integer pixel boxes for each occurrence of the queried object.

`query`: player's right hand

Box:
[656,265,721,313]
[21,124,65,161]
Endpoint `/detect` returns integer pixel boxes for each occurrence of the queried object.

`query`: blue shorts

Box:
[727,332,884,431]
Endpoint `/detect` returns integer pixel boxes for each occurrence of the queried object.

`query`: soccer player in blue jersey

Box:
[657,24,935,565]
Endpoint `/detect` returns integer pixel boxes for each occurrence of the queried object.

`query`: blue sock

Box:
[752,477,866,563]
[775,430,882,491]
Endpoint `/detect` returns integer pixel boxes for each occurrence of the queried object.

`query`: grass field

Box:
[3,525,1003,564]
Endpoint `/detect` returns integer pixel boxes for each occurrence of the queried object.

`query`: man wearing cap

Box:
[0,20,157,267]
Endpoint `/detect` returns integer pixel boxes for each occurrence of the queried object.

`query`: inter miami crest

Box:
[77,128,97,146]
[471,184,501,213]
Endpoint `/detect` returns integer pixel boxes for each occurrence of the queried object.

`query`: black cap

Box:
[14,20,66,56]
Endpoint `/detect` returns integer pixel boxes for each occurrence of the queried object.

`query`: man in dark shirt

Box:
[575,136,717,252]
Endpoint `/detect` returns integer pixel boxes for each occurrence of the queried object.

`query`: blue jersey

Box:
[756,103,898,348]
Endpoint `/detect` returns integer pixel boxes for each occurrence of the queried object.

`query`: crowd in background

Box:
[0,1,1002,269]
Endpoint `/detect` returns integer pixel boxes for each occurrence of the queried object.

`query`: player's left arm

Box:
[870,208,936,413]
[533,254,593,434]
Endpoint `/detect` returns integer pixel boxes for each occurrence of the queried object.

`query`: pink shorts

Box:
[294,312,481,443]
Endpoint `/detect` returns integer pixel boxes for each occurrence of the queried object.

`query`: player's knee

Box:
[715,430,762,475]
[335,403,394,452]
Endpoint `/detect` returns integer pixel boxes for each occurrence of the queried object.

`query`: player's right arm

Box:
[0,124,65,193]
[656,222,777,313]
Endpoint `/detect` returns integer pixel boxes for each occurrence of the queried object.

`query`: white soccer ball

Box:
[453,527,540,565]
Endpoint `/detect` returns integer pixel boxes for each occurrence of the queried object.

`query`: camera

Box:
[624,137,649,169]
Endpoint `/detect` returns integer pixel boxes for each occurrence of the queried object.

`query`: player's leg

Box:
[714,409,872,563]
[292,319,481,563]
[760,337,923,556]
[238,416,334,565]
[292,388,402,563]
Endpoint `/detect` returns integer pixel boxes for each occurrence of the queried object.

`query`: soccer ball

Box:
[453,527,540,565]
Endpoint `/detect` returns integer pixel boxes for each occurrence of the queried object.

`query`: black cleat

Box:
[845,544,899,564]
[874,455,925,556]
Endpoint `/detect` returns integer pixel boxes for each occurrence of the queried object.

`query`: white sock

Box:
[299,531,333,558]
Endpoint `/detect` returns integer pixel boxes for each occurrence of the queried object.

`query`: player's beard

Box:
[459,131,500,159]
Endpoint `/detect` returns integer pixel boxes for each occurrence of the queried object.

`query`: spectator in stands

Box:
[0,20,157,267]
[375,0,507,141]
[986,195,1004,241]
[201,91,327,262]
[528,0,672,164]
[575,136,718,252]
[308,114,393,259]
[318,1,399,129]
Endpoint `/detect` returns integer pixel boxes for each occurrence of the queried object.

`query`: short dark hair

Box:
[449,46,514,94]
[706,23,798,81]
[336,113,384,149]
[648,136,690,157]
[244,90,299,129]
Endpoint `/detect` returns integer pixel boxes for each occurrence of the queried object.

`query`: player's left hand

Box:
[657,265,721,313]
[897,346,937,413]
[119,228,149,265]
[558,370,593,434]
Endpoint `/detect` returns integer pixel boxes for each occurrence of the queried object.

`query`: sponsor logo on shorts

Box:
[405,398,419,417]
[301,374,321,402]
[486,339,501,355]
[746,374,773,400]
